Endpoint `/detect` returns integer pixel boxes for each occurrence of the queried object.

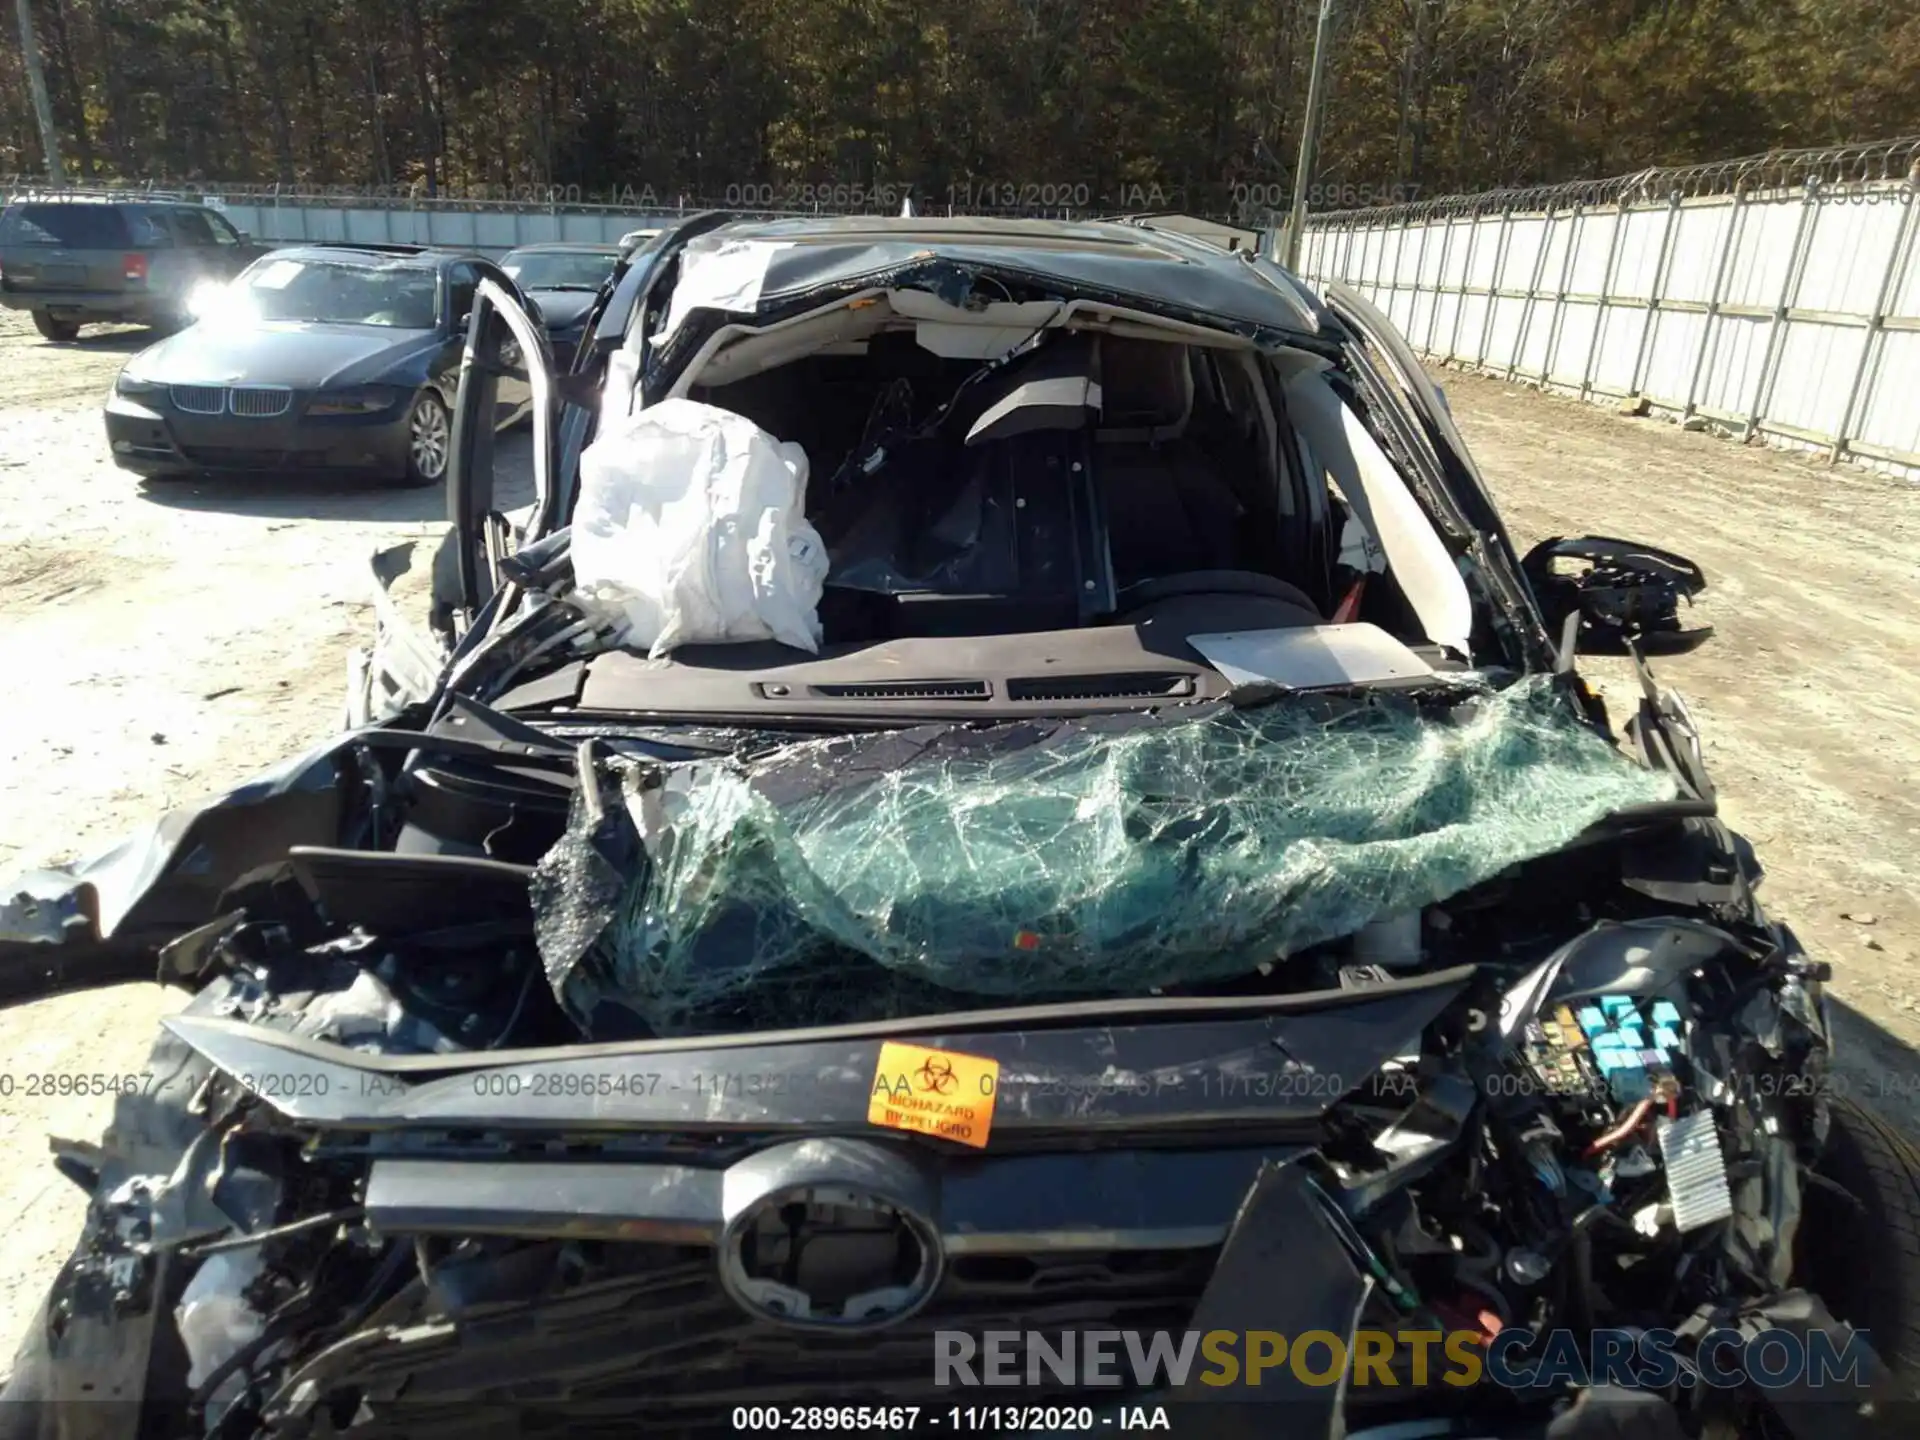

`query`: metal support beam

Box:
[1283,0,1336,271]
[1410,218,1434,347]
[1743,181,1822,440]
[1681,190,1746,424]
[1577,199,1630,402]
[1830,179,1919,463]
[1446,215,1483,362]
[1542,203,1585,383]
[1628,193,1683,399]
[1477,208,1514,365]
[1424,214,1456,353]
[14,0,64,182]
[1508,205,1558,382]
[1389,220,1411,329]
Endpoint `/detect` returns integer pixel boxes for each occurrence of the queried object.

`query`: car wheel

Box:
[399,390,451,488]
[31,310,80,342]
[1799,1095,1920,1383]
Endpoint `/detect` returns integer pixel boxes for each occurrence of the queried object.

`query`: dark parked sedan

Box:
[103,244,534,486]
[500,240,621,364]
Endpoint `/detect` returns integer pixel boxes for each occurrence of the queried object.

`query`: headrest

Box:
[1097,337,1193,438]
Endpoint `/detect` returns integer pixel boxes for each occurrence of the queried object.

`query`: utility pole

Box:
[1283,0,1335,270]
[14,0,65,183]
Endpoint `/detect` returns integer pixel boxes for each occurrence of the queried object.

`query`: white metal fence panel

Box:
[1301,137,1920,481]
[218,201,662,254]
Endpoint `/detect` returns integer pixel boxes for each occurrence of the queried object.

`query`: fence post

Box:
[1476,206,1514,366]
[1830,176,1920,463]
[1425,213,1456,353]
[1390,216,1411,327]
[1542,202,1585,385]
[1410,216,1433,350]
[1628,191,1683,400]
[1681,189,1745,425]
[1578,194,1631,402]
[1743,178,1821,440]
[1446,212,1481,362]
[1508,202,1557,381]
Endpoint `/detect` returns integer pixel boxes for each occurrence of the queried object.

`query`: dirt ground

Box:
[0,308,533,1367]
[1439,365,1920,1132]
[0,313,1915,1371]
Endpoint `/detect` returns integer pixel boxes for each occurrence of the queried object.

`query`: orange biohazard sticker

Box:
[868,1041,1000,1149]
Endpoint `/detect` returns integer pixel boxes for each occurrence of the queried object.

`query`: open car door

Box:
[441,215,731,636]
[444,277,560,635]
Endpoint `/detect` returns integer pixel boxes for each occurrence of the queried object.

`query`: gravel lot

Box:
[0,309,1916,1369]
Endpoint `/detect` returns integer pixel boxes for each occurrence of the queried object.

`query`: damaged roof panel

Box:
[658,217,1320,343]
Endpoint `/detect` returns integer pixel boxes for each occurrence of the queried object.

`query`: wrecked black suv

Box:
[2,214,1917,1440]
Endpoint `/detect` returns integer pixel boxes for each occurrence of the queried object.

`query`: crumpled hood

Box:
[0,734,352,1003]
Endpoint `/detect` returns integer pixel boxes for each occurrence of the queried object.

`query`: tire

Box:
[1799,1096,1920,1380]
[397,389,451,488]
[30,310,79,343]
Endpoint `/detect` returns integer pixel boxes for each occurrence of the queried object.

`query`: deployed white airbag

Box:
[572,399,828,658]
[1274,355,1474,657]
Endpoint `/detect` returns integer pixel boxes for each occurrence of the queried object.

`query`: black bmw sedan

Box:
[500,240,622,364]
[103,244,535,486]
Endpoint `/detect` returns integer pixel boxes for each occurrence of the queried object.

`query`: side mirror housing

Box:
[1521,536,1712,657]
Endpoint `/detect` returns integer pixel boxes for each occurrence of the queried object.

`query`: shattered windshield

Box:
[230,256,441,328]
[532,676,1677,1035]
[503,249,619,290]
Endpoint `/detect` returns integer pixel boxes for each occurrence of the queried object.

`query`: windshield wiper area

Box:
[415,692,775,764]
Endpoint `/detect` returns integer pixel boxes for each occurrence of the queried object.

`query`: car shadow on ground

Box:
[48,325,169,354]
[1828,996,1920,1141]
[132,435,537,522]
[134,472,453,522]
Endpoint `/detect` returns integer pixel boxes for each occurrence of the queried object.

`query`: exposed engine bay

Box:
[9,715,1891,1439]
